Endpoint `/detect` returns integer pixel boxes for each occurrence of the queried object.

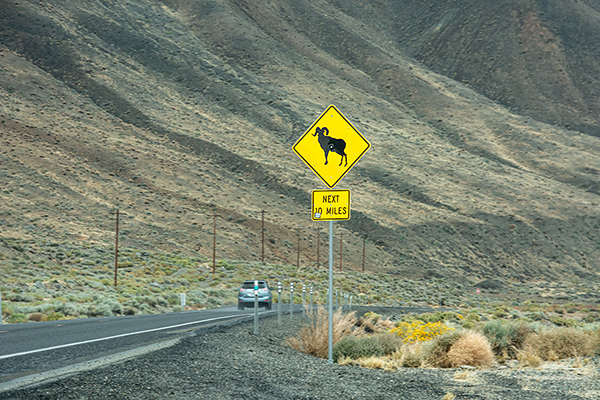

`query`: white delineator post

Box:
[277,281,282,326]
[254,280,259,335]
[302,284,306,317]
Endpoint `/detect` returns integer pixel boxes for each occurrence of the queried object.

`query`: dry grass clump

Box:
[357,312,395,334]
[28,312,46,322]
[523,327,596,361]
[287,307,357,359]
[399,342,426,368]
[338,352,403,372]
[445,331,495,368]
[516,347,542,368]
[423,330,463,368]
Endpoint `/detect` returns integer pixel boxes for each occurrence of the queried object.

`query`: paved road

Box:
[0,304,432,393]
[0,305,289,384]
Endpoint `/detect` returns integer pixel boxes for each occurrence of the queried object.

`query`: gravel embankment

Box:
[3,310,600,399]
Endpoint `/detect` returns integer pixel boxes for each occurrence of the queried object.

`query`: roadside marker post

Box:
[302,284,306,317]
[0,291,3,324]
[310,286,314,311]
[335,290,338,308]
[254,280,259,335]
[292,104,370,366]
[277,281,282,326]
[180,293,186,308]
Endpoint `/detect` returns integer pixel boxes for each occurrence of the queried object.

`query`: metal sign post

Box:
[310,286,314,311]
[292,104,370,367]
[327,220,334,364]
[254,280,259,335]
[277,281,282,326]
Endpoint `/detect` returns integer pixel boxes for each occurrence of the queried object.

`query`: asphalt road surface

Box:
[0,305,288,387]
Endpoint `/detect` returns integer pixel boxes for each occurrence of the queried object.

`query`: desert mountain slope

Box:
[1,0,600,283]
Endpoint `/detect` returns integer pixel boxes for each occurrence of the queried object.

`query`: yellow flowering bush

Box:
[390,321,454,344]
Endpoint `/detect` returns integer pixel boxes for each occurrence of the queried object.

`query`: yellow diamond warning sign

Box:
[293,105,370,189]
[312,189,351,221]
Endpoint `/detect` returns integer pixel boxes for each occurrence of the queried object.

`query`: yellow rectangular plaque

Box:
[311,189,351,221]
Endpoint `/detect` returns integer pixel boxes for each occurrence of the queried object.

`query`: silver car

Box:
[238,280,272,310]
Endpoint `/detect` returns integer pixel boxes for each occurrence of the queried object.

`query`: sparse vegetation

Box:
[287,307,357,359]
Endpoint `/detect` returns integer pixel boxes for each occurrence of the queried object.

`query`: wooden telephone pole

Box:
[112,208,120,287]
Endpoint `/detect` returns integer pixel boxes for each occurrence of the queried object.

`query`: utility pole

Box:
[362,237,366,273]
[212,214,216,275]
[261,210,265,264]
[316,227,320,269]
[112,208,120,287]
[297,228,300,269]
[339,232,343,272]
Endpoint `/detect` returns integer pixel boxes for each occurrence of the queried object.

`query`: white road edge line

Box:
[0,314,244,360]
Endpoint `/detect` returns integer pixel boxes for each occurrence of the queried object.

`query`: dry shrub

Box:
[446,331,495,368]
[357,316,376,333]
[333,336,383,361]
[373,333,404,355]
[424,330,463,367]
[516,347,542,368]
[589,327,600,355]
[400,342,426,368]
[524,328,595,360]
[357,315,395,334]
[480,320,532,358]
[28,312,46,322]
[287,307,357,359]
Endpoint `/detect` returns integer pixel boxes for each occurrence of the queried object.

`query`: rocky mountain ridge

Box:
[1,0,600,283]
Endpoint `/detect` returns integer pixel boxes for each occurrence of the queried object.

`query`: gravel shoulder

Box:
[3,309,600,400]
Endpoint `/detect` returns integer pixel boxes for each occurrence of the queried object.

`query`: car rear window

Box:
[242,281,267,289]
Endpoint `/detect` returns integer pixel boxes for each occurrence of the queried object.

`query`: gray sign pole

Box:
[328,220,334,364]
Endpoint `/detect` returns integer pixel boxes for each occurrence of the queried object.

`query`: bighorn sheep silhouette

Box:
[313,127,347,167]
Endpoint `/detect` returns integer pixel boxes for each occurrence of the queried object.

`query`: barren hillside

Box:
[1,0,600,283]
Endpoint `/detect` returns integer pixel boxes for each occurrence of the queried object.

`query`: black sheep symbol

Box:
[313,127,347,167]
